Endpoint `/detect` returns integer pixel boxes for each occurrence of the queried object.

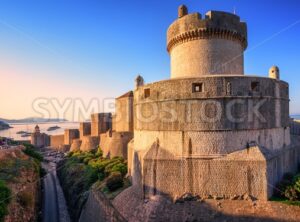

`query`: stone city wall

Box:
[80,136,99,152]
[64,129,79,146]
[79,189,126,222]
[70,139,82,152]
[100,131,133,159]
[115,95,134,133]
[80,122,91,139]
[50,134,64,148]
[140,144,299,200]
[91,113,112,136]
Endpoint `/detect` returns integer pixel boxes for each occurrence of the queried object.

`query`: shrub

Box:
[284,186,298,201]
[95,147,103,158]
[84,166,99,188]
[0,180,11,221]
[67,152,74,157]
[274,180,291,198]
[83,157,93,165]
[23,145,43,162]
[89,159,113,173]
[71,151,82,158]
[293,174,300,194]
[106,172,124,192]
[104,160,122,176]
[17,191,33,208]
[111,163,127,176]
[77,152,94,163]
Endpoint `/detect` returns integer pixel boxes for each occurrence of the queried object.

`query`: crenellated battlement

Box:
[168,5,248,78]
[167,10,247,52]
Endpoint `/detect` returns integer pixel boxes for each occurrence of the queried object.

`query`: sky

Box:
[0,0,299,121]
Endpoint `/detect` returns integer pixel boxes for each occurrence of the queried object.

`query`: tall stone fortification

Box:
[31,125,50,148]
[129,5,300,200]
[168,5,247,78]
[101,91,134,158]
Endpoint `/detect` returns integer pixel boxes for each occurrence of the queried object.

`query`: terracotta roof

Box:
[116,91,133,99]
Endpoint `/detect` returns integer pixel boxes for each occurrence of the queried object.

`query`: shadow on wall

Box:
[113,184,298,222]
[131,149,299,221]
[79,141,300,222]
[139,139,274,201]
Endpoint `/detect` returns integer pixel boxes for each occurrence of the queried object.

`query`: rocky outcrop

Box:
[0,146,40,222]
[79,189,126,222]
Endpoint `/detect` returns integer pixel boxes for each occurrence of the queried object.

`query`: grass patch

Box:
[22,144,43,162]
[272,171,300,206]
[57,147,129,220]
[270,197,300,206]
[0,180,11,222]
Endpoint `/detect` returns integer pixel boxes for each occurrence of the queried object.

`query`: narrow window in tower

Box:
[192,83,203,93]
[251,81,260,92]
[144,88,150,98]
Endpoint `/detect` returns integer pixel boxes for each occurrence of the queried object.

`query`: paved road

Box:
[41,149,71,222]
[43,163,59,222]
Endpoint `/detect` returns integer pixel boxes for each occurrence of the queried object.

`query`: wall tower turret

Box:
[167,6,247,78]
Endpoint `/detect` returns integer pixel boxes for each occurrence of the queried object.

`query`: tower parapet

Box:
[168,6,247,78]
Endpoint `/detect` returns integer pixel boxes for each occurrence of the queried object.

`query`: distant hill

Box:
[0,117,68,124]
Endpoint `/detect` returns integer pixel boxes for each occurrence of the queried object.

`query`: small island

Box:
[0,120,11,131]
[47,125,61,131]
[21,133,31,138]
[16,131,30,134]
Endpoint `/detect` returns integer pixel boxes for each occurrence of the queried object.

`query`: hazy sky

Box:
[0,0,299,121]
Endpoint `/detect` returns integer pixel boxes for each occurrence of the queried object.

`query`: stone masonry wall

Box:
[115,96,134,133]
[167,11,247,78]
[80,136,99,152]
[100,131,133,159]
[50,134,64,148]
[80,122,91,139]
[64,129,79,145]
[134,76,289,132]
[91,113,112,136]
[79,189,126,222]
[141,144,299,200]
[170,39,244,78]
[134,128,290,156]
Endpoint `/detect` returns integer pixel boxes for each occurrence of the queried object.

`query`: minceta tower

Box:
[128,5,298,201]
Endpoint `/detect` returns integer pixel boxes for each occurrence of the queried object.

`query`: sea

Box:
[1,115,299,141]
[291,115,300,120]
[0,122,79,141]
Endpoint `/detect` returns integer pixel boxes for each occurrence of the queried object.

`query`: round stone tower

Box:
[167,5,247,78]
[129,6,295,202]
